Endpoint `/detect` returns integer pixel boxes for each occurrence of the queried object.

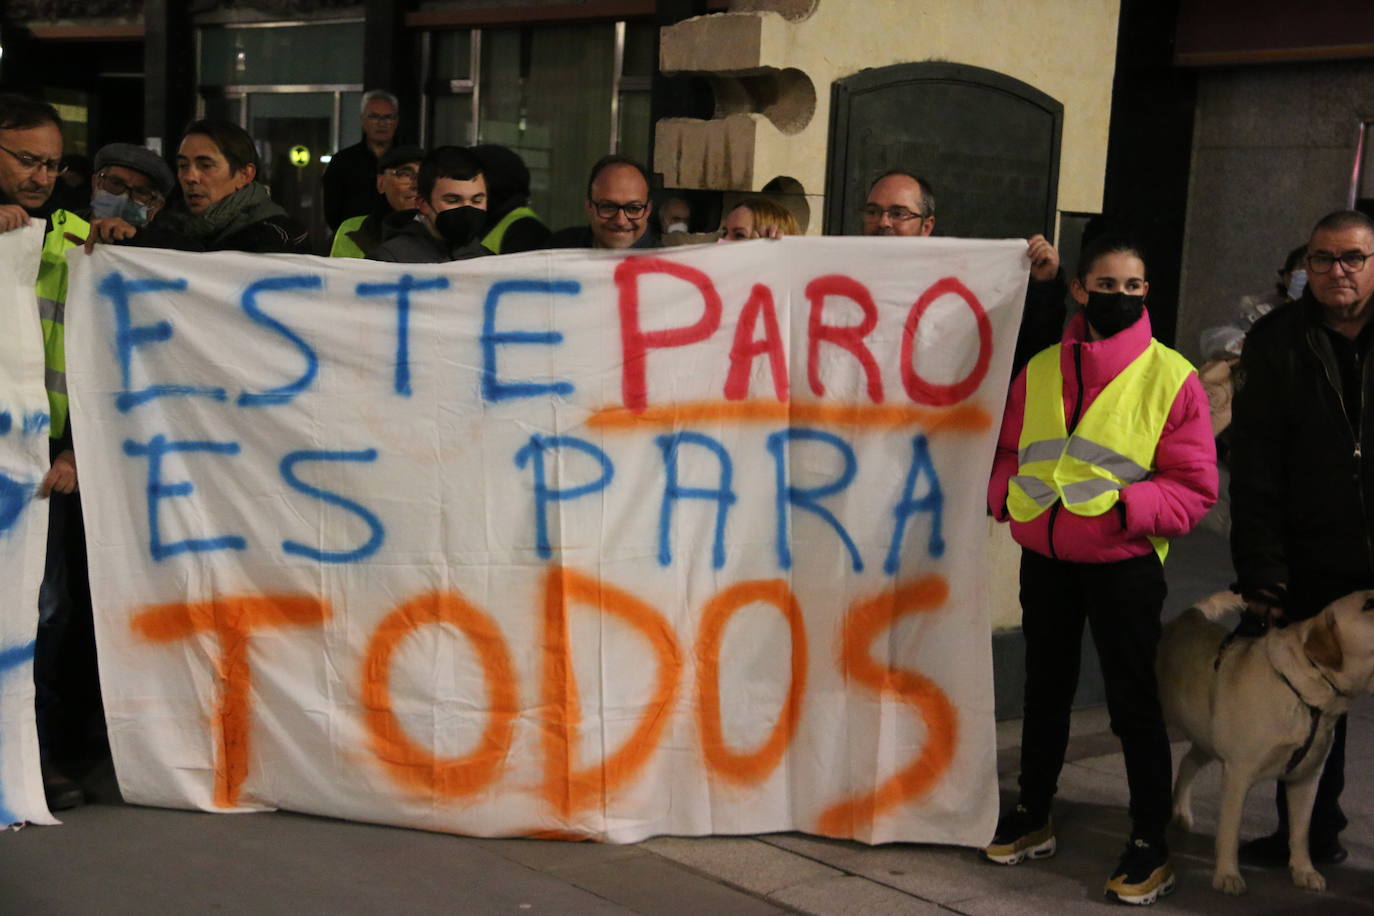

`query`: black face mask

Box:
[434,206,487,246]
[1083,291,1145,339]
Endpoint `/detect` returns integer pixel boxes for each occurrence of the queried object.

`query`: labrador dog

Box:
[1157,589,1374,895]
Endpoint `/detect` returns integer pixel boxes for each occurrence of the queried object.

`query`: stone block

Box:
[661,13,766,74]
[656,114,761,190]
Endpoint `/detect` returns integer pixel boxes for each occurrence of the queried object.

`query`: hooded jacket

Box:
[472,144,550,254]
[988,307,1217,563]
[369,209,492,263]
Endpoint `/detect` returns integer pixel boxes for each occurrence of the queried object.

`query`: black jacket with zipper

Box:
[1230,292,1374,611]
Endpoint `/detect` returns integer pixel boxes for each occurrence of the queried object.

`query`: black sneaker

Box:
[1104,837,1175,906]
[41,764,85,812]
[982,804,1055,865]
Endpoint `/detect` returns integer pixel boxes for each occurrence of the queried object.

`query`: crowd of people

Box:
[2,84,1372,909]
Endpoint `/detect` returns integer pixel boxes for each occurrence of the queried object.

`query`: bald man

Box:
[860,171,1065,376]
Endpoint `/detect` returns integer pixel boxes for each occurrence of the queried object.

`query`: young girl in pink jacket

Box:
[982,237,1217,906]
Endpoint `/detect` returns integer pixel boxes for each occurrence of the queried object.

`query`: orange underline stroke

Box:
[586,400,990,432]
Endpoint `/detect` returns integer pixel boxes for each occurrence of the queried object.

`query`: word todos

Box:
[132,572,956,836]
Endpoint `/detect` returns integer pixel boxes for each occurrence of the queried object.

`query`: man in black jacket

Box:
[1229,208,1374,867]
[322,89,400,231]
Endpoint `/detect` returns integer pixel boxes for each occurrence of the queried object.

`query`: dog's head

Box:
[1304,590,1374,695]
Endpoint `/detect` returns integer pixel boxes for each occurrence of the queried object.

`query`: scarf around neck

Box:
[162,182,287,245]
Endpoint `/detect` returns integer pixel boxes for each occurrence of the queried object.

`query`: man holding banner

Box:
[860,171,1066,376]
[55,225,1033,844]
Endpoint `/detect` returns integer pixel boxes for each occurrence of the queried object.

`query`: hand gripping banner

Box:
[65,237,1027,843]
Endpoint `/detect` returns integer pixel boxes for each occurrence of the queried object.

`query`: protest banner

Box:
[0,223,59,828]
[65,236,1027,844]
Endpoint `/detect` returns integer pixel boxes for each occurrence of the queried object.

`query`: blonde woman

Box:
[716,197,800,241]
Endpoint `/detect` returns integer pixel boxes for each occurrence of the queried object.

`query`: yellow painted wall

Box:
[661,0,1120,230]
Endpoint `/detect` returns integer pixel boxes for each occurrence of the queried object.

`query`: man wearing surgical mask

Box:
[370,145,492,263]
[87,143,172,228]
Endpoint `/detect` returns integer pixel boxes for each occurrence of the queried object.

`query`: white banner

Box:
[67,237,1027,844]
[0,223,57,828]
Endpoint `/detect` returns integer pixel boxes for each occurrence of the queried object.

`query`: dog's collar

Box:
[1302,648,1349,699]
[1273,669,1324,776]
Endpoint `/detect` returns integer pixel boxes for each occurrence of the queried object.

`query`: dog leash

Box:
[1273,669,1324,776]
[1212,630,1326,777]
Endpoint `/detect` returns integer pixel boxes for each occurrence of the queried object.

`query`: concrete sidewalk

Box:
[5,528,1373,914]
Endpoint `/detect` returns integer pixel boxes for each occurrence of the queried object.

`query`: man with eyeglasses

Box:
[322,88,401,232]
[0,92,100,814]
[1230,208,1374,870]
[0,93,63,229]
[86,143,174,229]
[859,171,1064,377]
[547,155,660,251]
[330,145,424,258]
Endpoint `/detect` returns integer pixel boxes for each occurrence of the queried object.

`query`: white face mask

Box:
[90,187,151,227]
[1286,268,1308,301]
[665,221,688,234]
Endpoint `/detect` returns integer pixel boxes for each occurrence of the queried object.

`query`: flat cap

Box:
[378,145,425,172]
[93,143,175,197]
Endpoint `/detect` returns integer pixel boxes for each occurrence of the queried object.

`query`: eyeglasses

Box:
[96,170,163,207]
[860,204,927,222]
[592,200,648,220]
[1307,250,1374,274]
[364,113,399,122]
[383,166,418,181]
[0,143,63,176]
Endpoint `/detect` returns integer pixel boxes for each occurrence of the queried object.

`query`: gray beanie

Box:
[93,143,175,197]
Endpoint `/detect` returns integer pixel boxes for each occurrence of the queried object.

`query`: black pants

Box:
[34,489,103,765]
[1016,549,1172,843]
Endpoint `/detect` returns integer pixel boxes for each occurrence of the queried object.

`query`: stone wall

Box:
[655,0,1121,236]
[1178,60,1374,363]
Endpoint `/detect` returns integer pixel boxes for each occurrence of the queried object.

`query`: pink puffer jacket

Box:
[988,308,1218,564]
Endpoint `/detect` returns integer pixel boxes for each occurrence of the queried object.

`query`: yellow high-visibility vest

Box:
[36,209,90,440]
[480,206,540,254]
[329,215,368,258]
[1006,339,1196,562]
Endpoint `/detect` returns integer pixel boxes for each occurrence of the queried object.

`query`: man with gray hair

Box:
[322,88,400,230]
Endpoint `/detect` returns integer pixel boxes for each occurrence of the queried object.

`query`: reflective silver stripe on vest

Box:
[1010,475,1058,508]
[45,366,66,395]
[1064,437,1151,483]
[37,294,64,325]
[1061,477,1122,504]
[1018,438,1067,466]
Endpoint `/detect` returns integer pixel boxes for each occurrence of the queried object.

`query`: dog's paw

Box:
[1213,871,1246,895]
[1171,808,1194,832]
[1291,866,1325,892]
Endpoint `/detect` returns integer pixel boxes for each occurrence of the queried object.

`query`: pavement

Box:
[4,526,1374,914]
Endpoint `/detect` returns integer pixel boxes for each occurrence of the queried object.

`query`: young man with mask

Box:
[370,145,492,263]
